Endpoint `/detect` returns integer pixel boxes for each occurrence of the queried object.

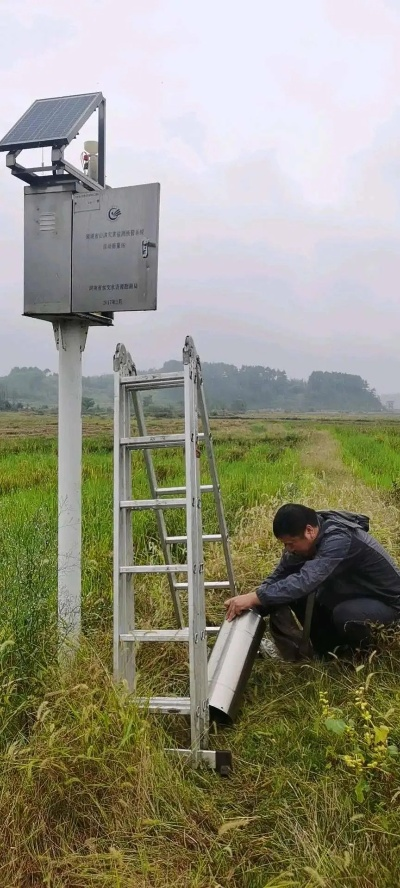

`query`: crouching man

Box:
[224,503,400,659]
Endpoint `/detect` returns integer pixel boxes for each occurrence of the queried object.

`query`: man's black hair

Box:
[273,503,319,538]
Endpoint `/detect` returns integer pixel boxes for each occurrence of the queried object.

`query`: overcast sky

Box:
[1,0,400,392]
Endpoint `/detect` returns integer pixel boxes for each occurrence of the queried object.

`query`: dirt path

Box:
[300,428,349,479]
[299,427,400,562]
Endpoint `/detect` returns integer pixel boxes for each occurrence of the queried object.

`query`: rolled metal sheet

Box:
[208,609,266,724]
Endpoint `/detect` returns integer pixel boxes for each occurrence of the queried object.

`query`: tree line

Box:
[0,362,384,414]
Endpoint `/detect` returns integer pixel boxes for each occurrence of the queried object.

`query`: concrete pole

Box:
[53,319,88,652]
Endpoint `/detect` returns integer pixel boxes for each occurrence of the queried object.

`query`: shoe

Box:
[258,636,281,660]
[269,606,315,662]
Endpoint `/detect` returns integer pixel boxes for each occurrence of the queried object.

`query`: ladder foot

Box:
[215,749,233,777]
[165,746,233,773]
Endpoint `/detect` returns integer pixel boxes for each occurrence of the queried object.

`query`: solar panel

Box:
[0,92,103,152]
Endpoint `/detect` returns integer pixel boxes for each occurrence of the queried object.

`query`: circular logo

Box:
[108,206,121,221]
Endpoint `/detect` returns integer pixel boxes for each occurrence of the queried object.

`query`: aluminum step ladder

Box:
[113,335,236,769]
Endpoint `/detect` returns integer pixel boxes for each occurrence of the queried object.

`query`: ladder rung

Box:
[121,372,184,391]
[122,373,184,388]
[165,748,220,769]
[119,626,221,642]
[121,434,185,450]
[137,696,191,714]
[121,433,204,451]
[121,629,190,642]
[130,380,184,392]
[166,534,222,544]
[120,628,218,642]
[120,498,186,510]
[122,372,184,383]
[120,564,187,574]
[156,485,213,495]
[174,580,231,590]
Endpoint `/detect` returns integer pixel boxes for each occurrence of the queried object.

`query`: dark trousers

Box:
[269,580,399,658]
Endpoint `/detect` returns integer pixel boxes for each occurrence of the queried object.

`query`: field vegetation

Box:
[1,413,400,886]
[335,422,400,494]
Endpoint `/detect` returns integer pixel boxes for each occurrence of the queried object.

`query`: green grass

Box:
[2,415,400,885]
[0,418,304,704]
[334,423,400,491]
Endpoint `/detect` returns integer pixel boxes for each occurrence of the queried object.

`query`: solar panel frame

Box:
[0,92,104,152]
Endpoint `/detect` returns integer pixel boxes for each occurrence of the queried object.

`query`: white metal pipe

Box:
[54,320,88,651]
[208,610,266,724]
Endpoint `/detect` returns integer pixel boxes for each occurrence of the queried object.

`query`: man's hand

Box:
[224,591,261,622]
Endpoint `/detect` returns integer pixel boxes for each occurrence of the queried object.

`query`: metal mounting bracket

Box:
[53,320,89,353]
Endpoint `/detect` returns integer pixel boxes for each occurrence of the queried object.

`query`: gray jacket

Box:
[256,510,400,613]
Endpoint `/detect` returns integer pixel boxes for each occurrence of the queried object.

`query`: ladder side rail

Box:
[130,389,184,628]
[184,340,209,762]
[122,385,135,688]
[113,346,135,688]
[193,367,210,753]
[196,365,236,595]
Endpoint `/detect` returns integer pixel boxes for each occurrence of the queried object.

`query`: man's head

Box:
[273,503,319,555]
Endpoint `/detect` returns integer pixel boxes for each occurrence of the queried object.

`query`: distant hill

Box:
[0,363,385,414]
